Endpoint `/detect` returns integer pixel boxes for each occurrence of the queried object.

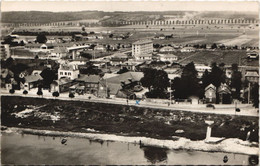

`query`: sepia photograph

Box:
[0,1,259,165]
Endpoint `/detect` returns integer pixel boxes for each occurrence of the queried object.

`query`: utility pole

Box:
[248,82,251,104]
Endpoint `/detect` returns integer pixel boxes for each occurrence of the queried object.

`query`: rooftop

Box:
[105,72,144,85]
[76,75,100,83]
[133,40,153,45]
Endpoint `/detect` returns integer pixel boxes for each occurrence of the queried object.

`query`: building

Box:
[49,47,68,59]
[245,71,259,83]
[159,46,176,53]
[50,77,76,93]
[158,54,178,62]
[22,75,43,90]
[180,47,196,52]
[75,75,103,96]
[195,64,212,78]
[58,63,79,80]
[204,84,217,103]
[135,54,153,61]
[132,40,153,57]
[217,83,232,104]
[104,72,144,99]
[247,50,259,59]
[94,45,106,52]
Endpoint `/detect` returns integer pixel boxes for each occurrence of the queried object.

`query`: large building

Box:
[132,40,153,58]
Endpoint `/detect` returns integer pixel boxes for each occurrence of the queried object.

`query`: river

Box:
[1,132,257,165]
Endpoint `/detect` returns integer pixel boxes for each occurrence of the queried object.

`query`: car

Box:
[206,104,215,109]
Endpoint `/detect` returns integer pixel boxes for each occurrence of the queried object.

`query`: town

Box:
[1,5,259,165]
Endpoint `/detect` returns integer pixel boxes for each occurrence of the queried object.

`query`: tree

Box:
[23,90,28,95]
[209,62,225,88]
[80,52,92,59]
[40,68,56,88]
[69,93,75,99]
[201,69,211,88]
[37,89,43,97]
[9,89,15,94]
[230,63,242,99]
[141,68,169,98]
[211,43,217,49]
[52,91,59,98]
[36,33,47,43]
[251,83,259,108]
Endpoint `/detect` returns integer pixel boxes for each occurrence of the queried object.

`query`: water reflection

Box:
[141,146,168,164]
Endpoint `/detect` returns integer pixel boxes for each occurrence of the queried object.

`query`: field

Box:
[175,50,259,66]
[1,96,259,142]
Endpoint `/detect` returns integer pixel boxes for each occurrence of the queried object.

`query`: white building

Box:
[159,46,176,53]
[132,40,153,57]
[195,64,211,78]
[58,63,79,80]
[158,54,178,62]
[180,47,196,52]
[135,54,153,61]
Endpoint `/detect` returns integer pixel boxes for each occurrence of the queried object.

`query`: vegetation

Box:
[141,68,169,98]
[52,92,59,98]
[172,62,202,99]
[36,33,47,43]
[252,83,259,108]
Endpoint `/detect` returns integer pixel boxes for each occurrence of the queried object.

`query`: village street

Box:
[1,88,258,117]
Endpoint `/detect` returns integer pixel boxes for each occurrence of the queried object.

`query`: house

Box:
[22,74,43,90]
[158,54,178,62]
[49,47,68,59]
[245,71,259,83]
[104,72,144,99]
[94,45,106,52]
[135,54,153,61]
[75,75,104,96]
[195,64,212,78]
[205,84,217,103]
[58,63,80,80]
[110,53,128,66]
[113,35,124,40]
[217,83,232,104]
[120,62,136,71]
[154,34,165,40]
[50,77,76,93]
[180,47,196,52]
[159,46,176,53]
[247,50,259,59]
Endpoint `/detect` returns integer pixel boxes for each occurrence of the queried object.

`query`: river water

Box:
[1,132,257,165]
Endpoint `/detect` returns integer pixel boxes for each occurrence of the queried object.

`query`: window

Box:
[65,72,67,75]
[68,72,71,76]
[60,72,63,75]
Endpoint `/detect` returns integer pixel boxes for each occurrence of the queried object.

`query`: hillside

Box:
[1,11,258,24]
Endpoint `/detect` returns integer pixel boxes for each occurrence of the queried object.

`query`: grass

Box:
[1,96,258,142]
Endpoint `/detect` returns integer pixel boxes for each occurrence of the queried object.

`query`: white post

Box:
[206,126,212,140]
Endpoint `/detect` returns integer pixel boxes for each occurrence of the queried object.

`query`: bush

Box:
[37,90,43,96]
[23,90,28,95]
[52,91,59,97]
[9,89,15,94]
[69,93,75,98]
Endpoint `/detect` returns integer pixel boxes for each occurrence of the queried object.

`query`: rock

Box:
[175,129,184,134]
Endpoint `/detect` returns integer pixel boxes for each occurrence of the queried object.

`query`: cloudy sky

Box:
[1,1,259,12]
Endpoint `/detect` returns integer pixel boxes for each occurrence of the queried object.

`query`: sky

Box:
[1,1,259,12]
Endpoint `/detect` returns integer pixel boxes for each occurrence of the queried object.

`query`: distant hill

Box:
[1,11,258,24]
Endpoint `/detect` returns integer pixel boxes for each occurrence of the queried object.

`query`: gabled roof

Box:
[76,75,100,83]
[24,74,43,83]
[245,71,259,77]
[105,72,144,85]
[205,84,216,91]
[217,83,231,94]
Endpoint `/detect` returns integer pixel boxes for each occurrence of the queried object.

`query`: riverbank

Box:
[2,127,259,155]
[2,96,259,142]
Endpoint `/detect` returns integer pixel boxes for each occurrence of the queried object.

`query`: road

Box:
[1,89,258,117]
